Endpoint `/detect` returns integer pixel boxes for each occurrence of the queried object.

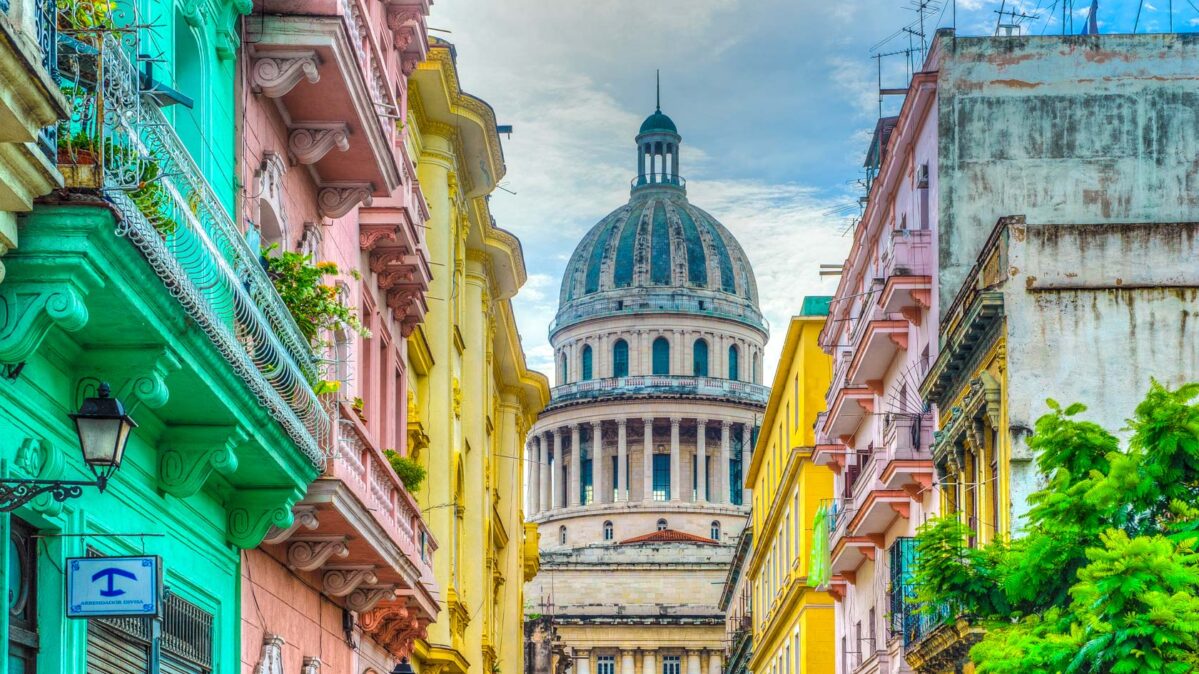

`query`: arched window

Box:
[652,337,670,375]
[612,339,629,378]
[711,521,721,541]
[559,526,567,545]
[693,339,709,377]
[581,344,593,381]
[603,520,614,541]
[656,518,668,531]
[728,345,740,381]
[752,352,759,384]
[560,354,569,384]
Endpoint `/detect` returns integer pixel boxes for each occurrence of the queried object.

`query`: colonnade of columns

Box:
[572,648,722,674]
[525,417,754,516]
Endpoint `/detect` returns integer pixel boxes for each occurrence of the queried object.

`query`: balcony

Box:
[264,409,439,654]
[847,490,910,537]
[879,414,934,498]
[822,386,873,442]
[53,31,329,462]
[246,0,431,217]
[845,319,909,388]
[829,535,878,580]
[546,375,770,410]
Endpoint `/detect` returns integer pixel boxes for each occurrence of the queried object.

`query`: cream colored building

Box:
[406,39,550,674]
[524,106,768,674]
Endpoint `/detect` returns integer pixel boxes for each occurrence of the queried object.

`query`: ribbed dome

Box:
[554,189,764,334]
[639,110,677,134]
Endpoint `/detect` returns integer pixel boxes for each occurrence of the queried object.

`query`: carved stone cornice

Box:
[287,536,350,571]
[251,50,321,98]
[289,123,350,164]
[318,183,374,219]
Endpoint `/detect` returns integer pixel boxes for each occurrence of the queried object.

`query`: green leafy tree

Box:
[912,381,1199,673]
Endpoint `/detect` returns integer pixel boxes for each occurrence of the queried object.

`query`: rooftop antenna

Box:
[656,69,661,112]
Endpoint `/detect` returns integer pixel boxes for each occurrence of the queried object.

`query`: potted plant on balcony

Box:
[260,245,368,346]
[57,130,102,188]
[384,449,425,492]
[57,0,117,33]
[352,396,367,424]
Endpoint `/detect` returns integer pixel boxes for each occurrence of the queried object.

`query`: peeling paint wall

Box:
[937,33,1199,310]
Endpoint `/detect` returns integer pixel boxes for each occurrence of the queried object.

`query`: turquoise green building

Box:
[1,0,322,670]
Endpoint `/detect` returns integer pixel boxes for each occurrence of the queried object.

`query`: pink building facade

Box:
[236,0,439,670]
[812,60,941,674]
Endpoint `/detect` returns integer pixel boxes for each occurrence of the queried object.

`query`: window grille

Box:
[597,656,616,674]
[662,656,681,674]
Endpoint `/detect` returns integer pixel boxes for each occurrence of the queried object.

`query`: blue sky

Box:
[432,0,1199,378]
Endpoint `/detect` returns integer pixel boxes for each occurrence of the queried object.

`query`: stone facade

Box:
[525,106,765,674]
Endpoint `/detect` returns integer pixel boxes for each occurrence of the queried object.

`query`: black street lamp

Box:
[0,382,136,512]
[390,659,415,674]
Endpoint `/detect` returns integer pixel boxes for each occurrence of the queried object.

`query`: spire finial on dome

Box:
[656,69,660,112]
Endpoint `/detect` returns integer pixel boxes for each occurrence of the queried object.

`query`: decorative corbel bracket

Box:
[157,425,245,499]
[360,223,400,252]
[82,346,183,412]
[0,284,89,363]
[322,566,378,597]
[263,505,320,545]
[346,585,397,613]
[251,50,321,98]
[227,488,303,549]
[11,436,67,517]
[253,634,285,674]
[286,536,350,572]
[289,123,351,165]
[361,603,409,631]
[318,183,374,219]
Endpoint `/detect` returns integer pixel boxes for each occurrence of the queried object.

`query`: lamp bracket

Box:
[0,478,101,512]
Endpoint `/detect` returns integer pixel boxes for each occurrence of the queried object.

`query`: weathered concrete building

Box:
[524,106,767,674]
[812,28,1199,674]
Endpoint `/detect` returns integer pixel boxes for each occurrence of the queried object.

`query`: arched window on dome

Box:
[652,337,670,375]
[582,344,593,381]
[728,345,740,381]
[656,518,668,531]
[711,521,721,541]
[560,353,569,384]
[752,351,759,384]
[603,520,614,541]
[693,339,709,377]
[612,339,629,378]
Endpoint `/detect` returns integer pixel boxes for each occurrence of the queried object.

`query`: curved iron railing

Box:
[57,30,330,464]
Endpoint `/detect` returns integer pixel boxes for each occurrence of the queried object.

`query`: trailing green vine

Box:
[261,244,369,346]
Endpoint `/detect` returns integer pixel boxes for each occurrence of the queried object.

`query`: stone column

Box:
[529,439,539,515]
[669,417,681,501]
[642,418,655,502]
[616,419,628,502]
[593,421,605,504]
[553,429,564,509]
[707,651,721,674]
[569,424,582,507]
[542,431,552,512]
[686,651,701,674]
[643,650,656,674]
[576,650,591,674]
[696,419,707,503]
[622,650,636,674]
[741,423,752,504]
[721,421,732,504]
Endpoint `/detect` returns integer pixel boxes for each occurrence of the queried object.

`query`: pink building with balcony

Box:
[235,0,438,671]
[812,64,940,674]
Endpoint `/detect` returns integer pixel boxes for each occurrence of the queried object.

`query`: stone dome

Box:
[552,109,765,338]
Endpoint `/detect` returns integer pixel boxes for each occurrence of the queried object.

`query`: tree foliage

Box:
[912,381,1199,673]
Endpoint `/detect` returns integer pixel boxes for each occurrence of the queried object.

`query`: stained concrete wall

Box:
[937,32,1199,310]
[1001,220,1199,526]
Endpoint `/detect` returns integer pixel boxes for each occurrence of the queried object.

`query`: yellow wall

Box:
[745,313,835,674]
[406,41,550,674]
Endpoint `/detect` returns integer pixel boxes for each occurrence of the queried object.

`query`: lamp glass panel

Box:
[75,417,123,465]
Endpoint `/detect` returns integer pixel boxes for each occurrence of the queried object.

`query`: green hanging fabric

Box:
[809,502,831,587]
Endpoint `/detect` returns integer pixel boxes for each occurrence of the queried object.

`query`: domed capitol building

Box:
[524,103,768,674]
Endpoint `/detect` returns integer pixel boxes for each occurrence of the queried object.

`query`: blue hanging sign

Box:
[66,555,162,618]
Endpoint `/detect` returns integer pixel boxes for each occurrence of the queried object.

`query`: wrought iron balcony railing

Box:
[55,29,330,463]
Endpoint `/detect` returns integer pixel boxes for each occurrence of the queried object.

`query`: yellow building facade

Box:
[406,39,550,674]
[746,299,836,674]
